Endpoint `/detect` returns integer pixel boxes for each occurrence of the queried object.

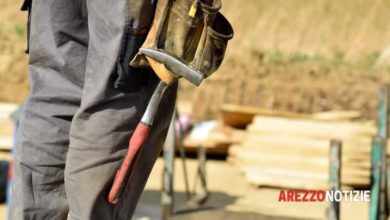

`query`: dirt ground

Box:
[0,0,30,103]
[178,62,387,121]
[133,158,368,220]
[0,158,369,220]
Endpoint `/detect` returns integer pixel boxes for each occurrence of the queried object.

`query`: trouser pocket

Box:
[21,0,32,54]
[114,25,151,92]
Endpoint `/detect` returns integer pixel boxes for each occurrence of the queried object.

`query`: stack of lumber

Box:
[229,115,376,189]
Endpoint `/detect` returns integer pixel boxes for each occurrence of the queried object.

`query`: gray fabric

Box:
[9,0,177,219]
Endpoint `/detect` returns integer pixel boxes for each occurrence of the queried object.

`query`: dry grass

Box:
[222,0,390,63]
[0,0,29,103]
[176,0,390,120]
[2,0,390,119]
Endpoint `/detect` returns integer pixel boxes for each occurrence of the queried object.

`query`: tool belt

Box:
[131,0,234,85]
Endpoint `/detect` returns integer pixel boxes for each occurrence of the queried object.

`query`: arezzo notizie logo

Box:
[278,190,371,202]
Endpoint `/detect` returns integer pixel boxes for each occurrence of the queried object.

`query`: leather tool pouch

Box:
[190,11,233,78]
[130,0,234,80]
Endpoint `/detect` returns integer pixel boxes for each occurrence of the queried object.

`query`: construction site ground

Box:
[133,158,369,220]
[37,157,370,220]
[0,152,371,220]
[0,109,372,220]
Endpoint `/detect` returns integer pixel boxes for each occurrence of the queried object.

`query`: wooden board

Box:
[221,104,310,128]
[311,111,362,121]
[221,104,363,128]
[249,116,375,140]
[242,135,371,155]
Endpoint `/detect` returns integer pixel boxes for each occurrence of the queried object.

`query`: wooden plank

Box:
[249,116,375,140]
[241,136,371,157]
[230,145,371,163]
[245,118,390,156]
[245,134,372,150]
[221,104,363,128]
[221,104,310,128]
[229,146,371,167]
[311,111,361,121]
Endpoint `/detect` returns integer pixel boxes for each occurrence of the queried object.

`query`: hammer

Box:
[108,50,203,204]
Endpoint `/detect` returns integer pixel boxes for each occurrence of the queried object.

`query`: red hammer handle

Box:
[108,122,151,204]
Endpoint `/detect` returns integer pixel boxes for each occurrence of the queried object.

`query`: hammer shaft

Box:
[108,81,169,204]
[142,81,169,125]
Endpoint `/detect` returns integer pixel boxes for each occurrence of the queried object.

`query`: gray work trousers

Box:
[9,0,176,219]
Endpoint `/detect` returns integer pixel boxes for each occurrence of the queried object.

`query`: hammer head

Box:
[139,48,203,86]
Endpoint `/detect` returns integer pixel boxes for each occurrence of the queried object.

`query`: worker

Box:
[9,0,177,219]
[9,0,234,218]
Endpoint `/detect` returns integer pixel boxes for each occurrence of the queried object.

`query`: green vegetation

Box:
[12,23,26,37]
[251,49,387,71]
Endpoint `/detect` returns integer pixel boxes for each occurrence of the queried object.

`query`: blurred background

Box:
[2,0,390,219]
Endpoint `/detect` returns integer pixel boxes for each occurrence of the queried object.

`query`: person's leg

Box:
[9,0,88,219]
[64,0,177,219]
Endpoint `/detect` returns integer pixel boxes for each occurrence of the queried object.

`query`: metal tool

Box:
[108,81,169,204]
[140,48,203,86]
[161,111,210,220]
[108,52,204,204]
